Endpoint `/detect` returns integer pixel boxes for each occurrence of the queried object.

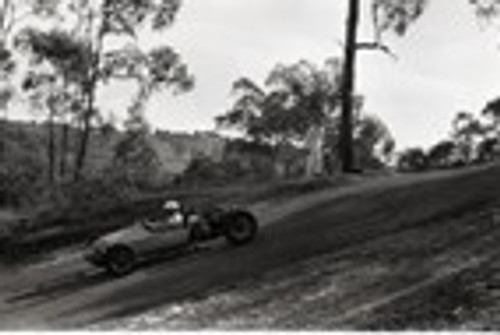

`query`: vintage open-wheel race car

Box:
[84,199,259,276]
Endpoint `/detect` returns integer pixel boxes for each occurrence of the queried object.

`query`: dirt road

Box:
[1,164,500,330]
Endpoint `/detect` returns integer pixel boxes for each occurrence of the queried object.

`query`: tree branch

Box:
[355,41,398,60]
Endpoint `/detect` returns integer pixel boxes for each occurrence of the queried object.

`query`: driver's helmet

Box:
[163,200,181,212]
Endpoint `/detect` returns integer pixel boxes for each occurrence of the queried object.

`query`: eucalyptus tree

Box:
[216,77,268,142]
[265,59,343,141]
[17,28,88,180]
[0,0,66,115]
[452,111,485,163]
[0,0,25,115]
[0,1,67,189]
[354,113,395,168]
[219,59,342,144]
[16,0,194,180]
[427,140,456,169]
[265,59,344,176]
[397,147,428,172]
[21,69,77,183]
[218,58,343,176]
[482,96,500,139]
[477,137,498,162]
[339,0,428,173]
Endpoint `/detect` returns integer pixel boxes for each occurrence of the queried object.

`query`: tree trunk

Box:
[73,10,105,181]
[47,108,56,184]
[339,0,360,173]
[74,80,96,181]
[74,101,92,181]
[73,10,95,181]
[59,120,69,178]
[305,126,325,178]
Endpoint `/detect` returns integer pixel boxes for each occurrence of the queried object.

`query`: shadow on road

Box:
[4,268,112,308]
[3,242,222,314]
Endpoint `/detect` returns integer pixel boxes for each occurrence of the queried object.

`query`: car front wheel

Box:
[224,212,258,245]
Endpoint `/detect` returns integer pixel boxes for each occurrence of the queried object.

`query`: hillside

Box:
[0,120,227,177]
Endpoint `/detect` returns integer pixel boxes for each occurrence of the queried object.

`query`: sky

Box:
[14,0,500,150]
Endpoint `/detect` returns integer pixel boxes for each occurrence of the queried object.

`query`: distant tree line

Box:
[397,100,500,172]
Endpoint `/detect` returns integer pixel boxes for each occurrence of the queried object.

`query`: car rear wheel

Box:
[105,245,136,276]
[224,212,258,245]
[189,223,205,243]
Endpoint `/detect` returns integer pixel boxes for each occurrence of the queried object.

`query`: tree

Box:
[221,139,280,180]
[477,137,499,162]
[219,59,342,144]
[0,0,67,114]
[427,140,456,169]
[0,0,59,177]
[21,70,62,183]
[218,58,343,177]
[353,113,395,169]
[17,0,194,180]
[397,147,428,172]
[451,111,485,164]
[339,0,427,172]
[470,0,500,21]
[17,29,88,182]
[482,96,500,140]
[0,0,29,116]
[217,77,267,141]
[112,130,162,188]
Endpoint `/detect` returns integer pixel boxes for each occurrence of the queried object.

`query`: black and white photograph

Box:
[1,0,500,330]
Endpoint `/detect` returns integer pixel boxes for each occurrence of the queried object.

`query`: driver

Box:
[162,200,184,229]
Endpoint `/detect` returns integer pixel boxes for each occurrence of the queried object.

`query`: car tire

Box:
[224,212,258,246]
[105,245,136,276]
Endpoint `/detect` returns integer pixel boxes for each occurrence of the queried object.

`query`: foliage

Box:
[264,59,342,140]
[17,32,85,183]
[372,0,428,37]
[319,112,395,172]
[216,77,266,140]
[477,137,499,162]
[0,157,45,207]
[0,122,46,207]
[397,147,428,172]
[470,0,500,22]
[180,156,236,185]
[427,140,456,169]
[217,58,342,144]
[179,139,304,185]
[452,111,485,163]
[398,102,500,172]
[108,44,194,131]
[16,28,90,86]
[111,130,167,190]
[354,113,395,168]
[482,96,500,138]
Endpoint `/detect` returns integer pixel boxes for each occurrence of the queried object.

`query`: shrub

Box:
[397,148,429,172]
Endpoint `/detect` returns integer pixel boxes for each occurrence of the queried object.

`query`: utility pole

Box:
[339,0,360,173]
